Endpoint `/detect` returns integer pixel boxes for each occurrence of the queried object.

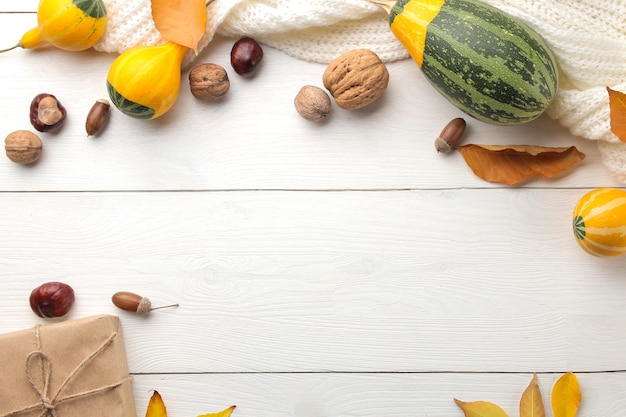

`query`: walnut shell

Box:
[5,130,42,164]
[322,49,389,110]
[189,63,230,100]
[294,85,332,122]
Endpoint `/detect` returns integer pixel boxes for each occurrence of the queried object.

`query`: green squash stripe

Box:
[73,0,107,19]
[389,0,410,24]
[107,82,156,120]
[420,0,557,124]
[573,215,586,240]
[443,0,558,92]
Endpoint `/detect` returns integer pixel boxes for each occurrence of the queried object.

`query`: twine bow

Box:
[1,325,131,417]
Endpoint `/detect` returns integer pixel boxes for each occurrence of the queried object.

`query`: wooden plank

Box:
[128,372,625,417]
[0,6,35,13]
[0,14,621,192]
[1,190,625,373]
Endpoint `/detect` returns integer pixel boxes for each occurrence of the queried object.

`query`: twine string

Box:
[0,325,130,417]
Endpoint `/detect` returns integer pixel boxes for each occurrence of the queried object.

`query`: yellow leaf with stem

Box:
[454,399,509,417]
[146,391,168,417]
[520,374,545,417]
[198,405,237,417]
[551,373,581,417]
[151,0,207,53]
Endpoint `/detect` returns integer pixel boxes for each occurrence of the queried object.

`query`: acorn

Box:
[111,291,178,315]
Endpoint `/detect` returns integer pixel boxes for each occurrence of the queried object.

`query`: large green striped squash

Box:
[371,0,558,125]
[573,188,626,258]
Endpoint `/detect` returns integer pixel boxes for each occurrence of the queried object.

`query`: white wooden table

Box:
[2,4,626,417]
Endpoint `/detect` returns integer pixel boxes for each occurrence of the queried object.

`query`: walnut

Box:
[189,63,230,100]
[294,85,332,122]
[322,49,389,110]
[5,130,42,165]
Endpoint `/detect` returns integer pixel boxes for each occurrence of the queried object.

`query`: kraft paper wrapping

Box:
[0,315,136,417]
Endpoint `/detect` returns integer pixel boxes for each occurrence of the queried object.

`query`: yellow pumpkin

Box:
[1,0,107,53]
[572,188,626,257]
[106,42,189,120]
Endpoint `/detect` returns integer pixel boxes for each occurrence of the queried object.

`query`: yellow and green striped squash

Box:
[20,0,107,51]
[384,0,558,125]
[107,42,189,120]
[573,188,626,258]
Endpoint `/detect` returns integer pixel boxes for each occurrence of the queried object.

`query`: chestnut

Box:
[30,93,67,132]
[29,281,75,318]
[230,37,263,76]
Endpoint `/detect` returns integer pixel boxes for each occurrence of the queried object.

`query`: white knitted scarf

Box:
[95,0,626,184]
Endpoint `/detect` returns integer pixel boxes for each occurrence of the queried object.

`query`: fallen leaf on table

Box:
[454,399,509,417]
[146,391,168,417]
[520,374,545,417]
[608,87,626,143]
[551,372,581,417]
[198,405,237,417]
[151,0,207,53]
[457,144,586,185]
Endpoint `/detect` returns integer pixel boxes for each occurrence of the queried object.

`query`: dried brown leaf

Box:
[454,399,509,417]
[152,0,207,53]
[551,373,581,417]
[608,87,626,143]
[520,374,545,417]
[457,144,585,185]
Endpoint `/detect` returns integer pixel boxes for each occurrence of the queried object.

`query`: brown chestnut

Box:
[29,281,75,318]
[230,37,263,76]
[30,93,67,132]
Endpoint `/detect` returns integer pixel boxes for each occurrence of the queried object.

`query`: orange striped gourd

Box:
[1,0,107,53]
[572,188,626,257]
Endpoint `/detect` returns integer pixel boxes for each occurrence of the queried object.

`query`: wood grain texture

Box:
[0,14,621,191]
[1,5,626,417]
[129,373,625,417]
[1,190,625,375]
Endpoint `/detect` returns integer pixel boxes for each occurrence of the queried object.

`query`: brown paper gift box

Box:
[0,314,137,417]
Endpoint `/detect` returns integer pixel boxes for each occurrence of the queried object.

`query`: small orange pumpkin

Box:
[572,188,626,257]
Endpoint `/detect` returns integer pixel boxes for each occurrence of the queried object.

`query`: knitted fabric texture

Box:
[96,0,626,184]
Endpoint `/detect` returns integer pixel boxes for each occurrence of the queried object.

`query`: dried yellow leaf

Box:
[198,405,237,417]
[151,0,207,53]
[454,399,509,417]
[551,373,581,417]
[608,87,626,143]
[520,374,545,417]
[146,391,168,417]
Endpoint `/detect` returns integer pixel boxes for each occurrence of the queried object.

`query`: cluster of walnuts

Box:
[295,49,390,122]
[188,46,390,124]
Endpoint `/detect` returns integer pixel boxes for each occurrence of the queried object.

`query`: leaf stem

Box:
[367,0,396,15]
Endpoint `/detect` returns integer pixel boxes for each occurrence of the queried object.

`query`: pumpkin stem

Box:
[0,43,19,53]
[367,0,396,15]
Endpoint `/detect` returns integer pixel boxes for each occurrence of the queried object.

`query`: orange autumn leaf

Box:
[457,144,586,185]
[146,391,168,417]
[551,373,581,417]
[152,0,207,53]
[520,374,545,417]
[607,87,626,142]
[198,405,237,417]
[454,399,509,417]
